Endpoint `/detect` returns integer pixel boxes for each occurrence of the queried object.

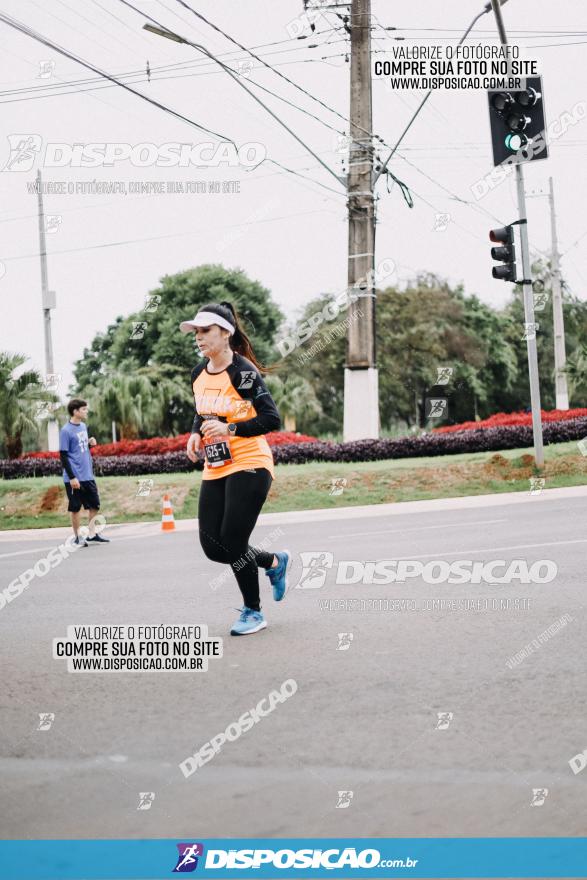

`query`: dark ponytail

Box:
[202,301,277,375]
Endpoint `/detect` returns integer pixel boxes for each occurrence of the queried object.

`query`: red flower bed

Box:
[434,408,587,434]
[24,430,319,459]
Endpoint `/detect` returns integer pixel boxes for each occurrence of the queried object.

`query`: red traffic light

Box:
[491,92,514,113]
[490,225,516,282]
[489,226,512,244]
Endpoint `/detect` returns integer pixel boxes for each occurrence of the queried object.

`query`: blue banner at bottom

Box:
[1,838,586,879]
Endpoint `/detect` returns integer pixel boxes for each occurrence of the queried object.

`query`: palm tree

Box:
[79,364,194,440]
[137,364,194,435]
[564,343,587,402]
[88,372,155,440]
[265,374,322,432]
[0,352,56,458]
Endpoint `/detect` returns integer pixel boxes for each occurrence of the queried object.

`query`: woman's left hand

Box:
[201,419,228,441]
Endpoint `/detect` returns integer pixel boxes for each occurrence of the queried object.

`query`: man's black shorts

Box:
[65,480,100,513]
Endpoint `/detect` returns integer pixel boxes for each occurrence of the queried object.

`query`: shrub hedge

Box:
[23,430,319,459]
[434,407,587,434]
[3,417,587,479]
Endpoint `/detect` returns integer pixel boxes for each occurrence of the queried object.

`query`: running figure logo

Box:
[2,134,42,171]
[522,322,539,341]
[329,477,347,496]
[38,61,56,79]
[45,215,62,234]
[529,477,545,495]
[436,366,453,385]
[435,712,453,730]
[433,212,451,232]
[130,321,148,340]
[237,370,256,389]
[335,791,353,809]
[295,551,334,589]
[77,432,89,454]
[144,294,161,312]
[173,843,204,872]
[137,792,155,810]
[37,713,55,731]
[425,398,448,419]
[530,788,548,806]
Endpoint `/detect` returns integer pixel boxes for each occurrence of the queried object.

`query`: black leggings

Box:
[198,468,274,611]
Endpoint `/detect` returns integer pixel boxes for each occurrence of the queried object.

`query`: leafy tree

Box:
[499,258,587,411]
[281,273,519,433]
[72,265,284,396]
[0,353,56,458]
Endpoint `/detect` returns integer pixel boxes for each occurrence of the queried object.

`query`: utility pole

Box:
[490,0,544,466]
[549,176,569,409]
[343,0,379,441]
[36,170,59,451]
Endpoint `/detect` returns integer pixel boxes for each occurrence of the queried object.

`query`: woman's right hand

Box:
[186,432,202,462]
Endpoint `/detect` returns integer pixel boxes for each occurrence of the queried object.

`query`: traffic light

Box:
[487,75,548,166]
[490,225,516,282]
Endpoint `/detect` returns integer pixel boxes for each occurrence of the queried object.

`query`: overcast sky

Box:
[0,0,586,395]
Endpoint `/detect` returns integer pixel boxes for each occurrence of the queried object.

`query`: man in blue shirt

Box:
[60,399,110,546]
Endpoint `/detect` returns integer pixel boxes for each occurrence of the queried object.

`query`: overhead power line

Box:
[169,0,353,129]
[0,10,233,143]
[0,13,348,201]
[1,207,342,263]
[373,3,498,186]
[116,0,344,186]
[0,31,342,97]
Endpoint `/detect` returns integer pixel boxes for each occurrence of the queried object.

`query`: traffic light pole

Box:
[490,0,544,467]
[515,167,544,466]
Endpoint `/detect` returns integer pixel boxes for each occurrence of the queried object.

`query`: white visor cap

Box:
[179,310,235,335]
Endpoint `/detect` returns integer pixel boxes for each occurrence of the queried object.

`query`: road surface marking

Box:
[327,519,508,538]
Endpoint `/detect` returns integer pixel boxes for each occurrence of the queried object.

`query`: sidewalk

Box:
[2,483,586,542]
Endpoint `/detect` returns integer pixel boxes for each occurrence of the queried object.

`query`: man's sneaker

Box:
[265,550,291,602]
[86,534,110,543]
[73,536,88,548]
[230,607,267,636]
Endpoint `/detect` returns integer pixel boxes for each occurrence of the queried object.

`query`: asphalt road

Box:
[1,488,586,844]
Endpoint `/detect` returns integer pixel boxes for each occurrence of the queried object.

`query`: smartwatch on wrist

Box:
[227,422,237,437]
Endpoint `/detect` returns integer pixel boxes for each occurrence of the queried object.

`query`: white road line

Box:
[326,518,508,539]
[0,545,56,560]
[391,537,587,561]
[0,530,169,559]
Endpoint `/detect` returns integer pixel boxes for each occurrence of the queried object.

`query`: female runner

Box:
[181,301,291,635]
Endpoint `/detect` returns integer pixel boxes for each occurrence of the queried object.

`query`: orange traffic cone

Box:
[161,493,176,531]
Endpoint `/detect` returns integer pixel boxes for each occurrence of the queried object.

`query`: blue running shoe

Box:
[265,549,291,602]
[230,606,267,636]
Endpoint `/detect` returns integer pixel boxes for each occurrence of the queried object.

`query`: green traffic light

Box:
[505,132,528,151]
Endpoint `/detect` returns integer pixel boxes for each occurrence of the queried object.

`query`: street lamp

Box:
[142,23,187,43]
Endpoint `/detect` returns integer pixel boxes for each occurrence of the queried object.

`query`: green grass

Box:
[1,440,586,530]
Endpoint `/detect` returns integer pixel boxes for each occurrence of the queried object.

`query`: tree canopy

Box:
[66,260,587,442]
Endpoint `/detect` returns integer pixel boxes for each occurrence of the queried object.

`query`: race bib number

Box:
[204,438,232,467]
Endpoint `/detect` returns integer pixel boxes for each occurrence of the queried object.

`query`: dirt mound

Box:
[39,485,63,512]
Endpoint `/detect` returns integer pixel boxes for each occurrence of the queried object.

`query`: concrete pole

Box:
[343,0,378,441]
[549,176,569,409]
[36,170,59,451]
